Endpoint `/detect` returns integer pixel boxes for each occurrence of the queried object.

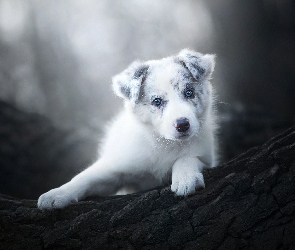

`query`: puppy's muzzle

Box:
[175,118,190,132]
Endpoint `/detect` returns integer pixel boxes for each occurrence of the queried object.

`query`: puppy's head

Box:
[112,49,215,141]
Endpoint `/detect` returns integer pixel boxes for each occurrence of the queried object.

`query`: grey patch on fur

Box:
[175,59,194,76]
[186,54,206,76]
[134,65,149,80]
[171,81,180,91]
[170,66,191,91]
[113,62,150,102]
[135,65,149,102]
[175,56,206,81]
[120,85,131,99]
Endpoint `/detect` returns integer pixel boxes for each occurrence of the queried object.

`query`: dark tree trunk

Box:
[0,101,295,249]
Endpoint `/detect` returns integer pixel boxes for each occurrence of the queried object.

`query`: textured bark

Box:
[1,124,295,249]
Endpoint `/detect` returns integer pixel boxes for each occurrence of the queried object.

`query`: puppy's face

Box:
[113,49,215,141]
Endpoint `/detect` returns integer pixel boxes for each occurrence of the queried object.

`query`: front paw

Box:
[171,172,205,196]
[37,187,78,210]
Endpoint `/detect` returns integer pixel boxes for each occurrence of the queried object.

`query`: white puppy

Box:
[38,49,217,210]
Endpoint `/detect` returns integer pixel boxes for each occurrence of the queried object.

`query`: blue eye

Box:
[184,89,194,98]
[152,98,162,107]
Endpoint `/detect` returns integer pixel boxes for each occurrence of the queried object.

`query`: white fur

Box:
[38,49,217,210]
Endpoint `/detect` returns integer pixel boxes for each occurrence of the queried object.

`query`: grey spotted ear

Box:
[112,61,149,103]
[178,49,215,80]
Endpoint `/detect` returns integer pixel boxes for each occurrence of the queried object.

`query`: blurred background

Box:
[0,0,294,199]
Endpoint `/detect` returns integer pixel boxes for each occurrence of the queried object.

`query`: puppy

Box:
[38,49,217,210]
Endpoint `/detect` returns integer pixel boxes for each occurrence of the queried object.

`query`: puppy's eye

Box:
[152,98,162,107]
[184,89,195,98]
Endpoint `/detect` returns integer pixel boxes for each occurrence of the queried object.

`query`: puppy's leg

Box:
[171,157,205,196]
[38,160,121,210]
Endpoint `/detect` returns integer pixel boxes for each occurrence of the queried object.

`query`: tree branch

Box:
[1,122,295,249]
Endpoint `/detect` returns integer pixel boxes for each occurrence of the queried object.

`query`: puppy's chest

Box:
[148,140,193,168]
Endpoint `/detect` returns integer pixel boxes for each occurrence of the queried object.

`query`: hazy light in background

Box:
[1,0,295,197]
[0,0,215,129]
[0,0,29,42]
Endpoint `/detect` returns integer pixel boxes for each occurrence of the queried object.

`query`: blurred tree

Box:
[208,0,295,118]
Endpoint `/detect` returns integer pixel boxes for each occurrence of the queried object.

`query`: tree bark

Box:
[1,122,295,249]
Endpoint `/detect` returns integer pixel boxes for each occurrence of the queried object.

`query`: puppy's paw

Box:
[171,172,205,196]
[37,188,78,210]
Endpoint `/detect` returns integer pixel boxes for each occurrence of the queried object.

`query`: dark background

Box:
[0,0,294,199]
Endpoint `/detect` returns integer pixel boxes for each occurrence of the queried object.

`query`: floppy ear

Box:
[112,61,149,103]
[178,49,215,80]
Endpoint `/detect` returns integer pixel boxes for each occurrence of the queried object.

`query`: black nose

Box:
[175,118,190,132]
